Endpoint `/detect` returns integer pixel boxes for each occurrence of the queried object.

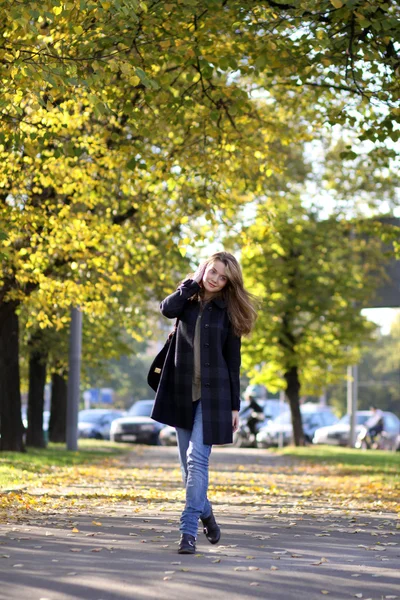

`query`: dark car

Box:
[78,409,125,440]
[110,400,165,445]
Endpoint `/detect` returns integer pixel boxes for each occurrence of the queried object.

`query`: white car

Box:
[313,411,371,446]
[313,411,400,447]
[256,403,338,447]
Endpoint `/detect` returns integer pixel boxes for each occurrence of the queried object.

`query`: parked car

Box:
[256,403,338,448]
[110,400,165,444]
[159,425,177,446]
[159,399,287,448]
[313,410,400,449]
[78,409,125,440]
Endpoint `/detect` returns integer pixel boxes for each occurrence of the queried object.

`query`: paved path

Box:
[1,447,399,600]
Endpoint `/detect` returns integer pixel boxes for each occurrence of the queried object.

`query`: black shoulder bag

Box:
[147,320,178,392]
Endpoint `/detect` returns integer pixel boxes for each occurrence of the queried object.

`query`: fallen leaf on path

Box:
[234,566,247,571]
[312,557,328,565]
[321,591,329,595]
[250,582,259,586]
[212,559,221,563]
[163,577,171,581]
[91,548,102,552]
[249,566,259,571]
[72,528,79,533]
[70,548,81,553]
[92,521,102,526]
[270,566,279,570]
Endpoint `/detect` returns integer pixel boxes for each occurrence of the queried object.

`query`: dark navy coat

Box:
[151,279,241,445]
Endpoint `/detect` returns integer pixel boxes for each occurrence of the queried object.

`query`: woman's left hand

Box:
[232,410,239,432]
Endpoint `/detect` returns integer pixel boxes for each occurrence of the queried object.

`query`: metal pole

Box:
[278,389,285,448]
[347,365,352,446]
[347,365,358,447]
[351,365,358,447]
[66,307,82,451]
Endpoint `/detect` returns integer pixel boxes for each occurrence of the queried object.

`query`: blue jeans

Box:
[176,401,212,538]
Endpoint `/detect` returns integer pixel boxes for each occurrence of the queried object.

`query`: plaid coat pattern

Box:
[151,279,241,445]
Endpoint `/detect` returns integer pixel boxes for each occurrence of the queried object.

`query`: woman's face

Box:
[202,260,228,295]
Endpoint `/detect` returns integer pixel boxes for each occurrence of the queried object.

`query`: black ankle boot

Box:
[178,533,196,554]
[201,511,221,544]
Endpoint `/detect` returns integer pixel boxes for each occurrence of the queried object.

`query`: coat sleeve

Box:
[223,322,241,412]
[160,279,201,318]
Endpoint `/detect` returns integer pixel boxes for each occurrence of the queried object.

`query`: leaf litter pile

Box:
[0,445,399,521]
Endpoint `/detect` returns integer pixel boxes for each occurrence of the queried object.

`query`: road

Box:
[0,446,399,600]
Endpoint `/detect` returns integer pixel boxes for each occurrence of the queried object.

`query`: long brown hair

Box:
[190,251,257,337]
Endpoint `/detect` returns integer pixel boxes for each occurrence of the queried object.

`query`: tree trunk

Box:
[26,332,47,448]
[284,366,304,446]
[0,301,24,451]
[48,372,67,443]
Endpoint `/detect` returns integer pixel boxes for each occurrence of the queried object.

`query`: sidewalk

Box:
[0,447,399,600]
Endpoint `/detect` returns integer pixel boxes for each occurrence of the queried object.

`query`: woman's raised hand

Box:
[193,263,206,284]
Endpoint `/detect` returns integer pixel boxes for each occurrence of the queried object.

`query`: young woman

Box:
[151,251,257,554]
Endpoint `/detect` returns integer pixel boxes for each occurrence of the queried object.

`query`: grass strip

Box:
[0,440,133,489]
[270,445,400,476]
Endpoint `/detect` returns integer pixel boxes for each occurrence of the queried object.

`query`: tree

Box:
[1,55,305,450]
[240,201,387,445]
[26,330,48,448]
[1,1,398,152]
[2,0,399,451]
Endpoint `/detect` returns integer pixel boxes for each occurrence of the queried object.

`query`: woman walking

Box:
[151,251,257,554]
